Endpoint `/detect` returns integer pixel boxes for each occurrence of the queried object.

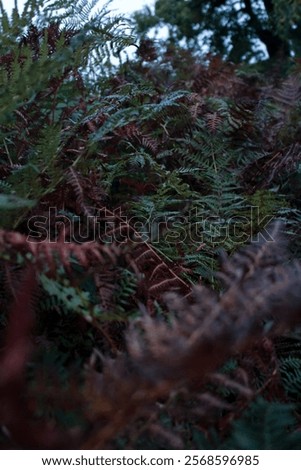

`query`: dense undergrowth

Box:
[1,0,301,449]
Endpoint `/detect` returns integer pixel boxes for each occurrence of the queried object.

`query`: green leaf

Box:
[0,193,36,209]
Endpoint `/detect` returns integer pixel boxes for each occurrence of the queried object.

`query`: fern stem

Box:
[211,144,218,173]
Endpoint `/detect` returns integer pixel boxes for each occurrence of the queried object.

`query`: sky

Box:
[2,0,153,16]
[2,0,158,63]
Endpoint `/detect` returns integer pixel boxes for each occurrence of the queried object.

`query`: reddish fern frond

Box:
[190,55,246,99]
[95,270,118,312]
[141,136,159,154]
[116,123,141,140]
[116,177,157,196]
[134,247,156,265]
[205,112,223,133]
[19,23,76,58]
[0,229,121,273]
[136,38,158,62]
[115,123,159,155]
[209,373,253,399]
[81,222,301,448]
[264,74,301,109]
[81,203,193,301]
[0,163,12,177]
[103,221,133,242]
[66,168,92,216]
[217,221,286,283]
[242,143,301,191]
[149,261,171,281]
[148,277,180,295]
[187,93,205,119]
[65,169,109,224]
[131,242,191,300]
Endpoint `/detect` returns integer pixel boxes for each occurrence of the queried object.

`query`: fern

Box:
[279,357,301,400]
[39,272,99,320]
[224,399,301,450]
[2,5,301,449]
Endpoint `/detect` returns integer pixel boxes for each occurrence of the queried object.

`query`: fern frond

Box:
[265,74,301,109]
[242,143,301,191]
[81,222,301,448]
[224,398,301,449]
[279,357,301,400]
[0,228,121,272]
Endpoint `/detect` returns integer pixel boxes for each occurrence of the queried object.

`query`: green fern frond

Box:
[279,357,301,400]
[39,273,96,319]
[224,398,301,449]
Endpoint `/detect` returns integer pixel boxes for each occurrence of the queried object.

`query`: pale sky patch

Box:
[2,0,153,16]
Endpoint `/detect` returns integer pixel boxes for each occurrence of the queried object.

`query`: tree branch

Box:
[242,0,290,59]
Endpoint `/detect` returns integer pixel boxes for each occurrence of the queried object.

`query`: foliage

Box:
[133,0,301,62]
[1,0,301,450]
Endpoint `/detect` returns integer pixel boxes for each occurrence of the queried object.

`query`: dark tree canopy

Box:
[133,0,301,62]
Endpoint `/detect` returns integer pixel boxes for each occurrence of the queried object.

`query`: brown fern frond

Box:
[242,143,301,191]
[132,241,192,300]
[81,202,193,301]
[264,74,301,109]
[205,112,223,133]
[59,170,192,302]
[95,269,118,312]
[191,55,246,99]
[187,93,205,119]
[148,277,182,295]
[66,168,92,216]
[0,228,121,273]
[217,221,287,283]
[81,222,301,448]
[227,100,257,144]
[19,23,76,58]
[209,373,253,399]
[115,123,141,141]
[141,135,159,154]
[136,38,158,62]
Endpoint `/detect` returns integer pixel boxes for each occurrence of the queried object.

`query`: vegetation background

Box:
[1,0,301,449]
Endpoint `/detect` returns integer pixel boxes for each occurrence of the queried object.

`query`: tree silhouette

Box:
[133,0,301,62]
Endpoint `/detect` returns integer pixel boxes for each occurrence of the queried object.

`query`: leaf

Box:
[0,193,36,209]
